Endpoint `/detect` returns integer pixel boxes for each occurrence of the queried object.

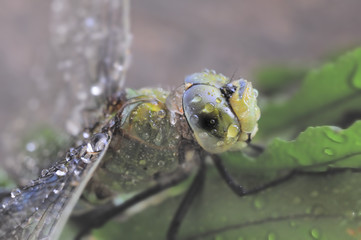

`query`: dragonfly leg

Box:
[73,165,191,240]
[212,154,361,197]
[166,155,206,240]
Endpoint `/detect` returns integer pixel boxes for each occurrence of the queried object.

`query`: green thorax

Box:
[88,87,185,199]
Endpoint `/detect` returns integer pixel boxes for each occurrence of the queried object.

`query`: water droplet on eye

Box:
[325,128,345,143]
[227,124,240,139]
[26,142,37,152]
[203,103,215,113]
[309,228,321,239]
[10,188,21,198]
[199,132,208,138]
[267,232,276,240]
[211,129,218,135]
[191,94,202,103]
[55,164,68,177]
[157,109,166,118]
[157,161,165,167]
[323,148,334,156]
[216,141,224,147]
[191,115,199,124]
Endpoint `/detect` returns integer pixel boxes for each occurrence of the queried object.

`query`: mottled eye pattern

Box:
[183,70,260,153]
[183,84,241,153]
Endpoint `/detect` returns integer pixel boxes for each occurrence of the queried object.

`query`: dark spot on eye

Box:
[198,114,218,131]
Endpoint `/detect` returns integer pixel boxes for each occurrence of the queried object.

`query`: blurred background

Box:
[1,0,361,166]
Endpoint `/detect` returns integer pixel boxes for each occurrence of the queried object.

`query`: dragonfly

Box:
[0,0,269,239]
[3,1,361,240]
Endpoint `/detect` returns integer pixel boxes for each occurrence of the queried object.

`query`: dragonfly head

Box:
[183,70,260,153]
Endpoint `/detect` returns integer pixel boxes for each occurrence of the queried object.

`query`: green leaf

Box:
[223,120,361,173]
[91,122,361,240]
[258,47,361,139]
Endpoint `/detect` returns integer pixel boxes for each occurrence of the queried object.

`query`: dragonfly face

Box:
[183,70,260,153]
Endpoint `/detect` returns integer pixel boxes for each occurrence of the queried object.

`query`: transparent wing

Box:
[51,0,131,135]
[0,130,111,240]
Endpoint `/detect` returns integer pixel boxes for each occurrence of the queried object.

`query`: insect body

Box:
[87,70,260,200]
[0,70,260,239]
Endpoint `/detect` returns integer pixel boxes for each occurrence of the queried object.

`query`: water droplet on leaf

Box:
[323,148,334,156]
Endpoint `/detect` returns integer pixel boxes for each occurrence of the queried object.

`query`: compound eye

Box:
[183,85,241,153]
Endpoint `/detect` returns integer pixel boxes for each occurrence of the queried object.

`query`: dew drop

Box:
[41,169,49,177]
[323,148,334,156]
[154,131,163,146]
[191,115,199,124]
[2,198,10,209]
[203,103,215,113]
[289,221,297,227]
[227,124,240,139]
[253,198,264,210]
[216,141,224,147]
[81,155,92,164]
[90,133,109,152]
[310,204,325,215]
[199,132,208,138]
[310,228,321,239]
[191,94,202,103]
[267,232,276,240]
[10,188,21,198]
[55,164,68,177]
[325,128,345,143]
[158,161,165,167]
[142,132,150,140]
[53,183,65,194]
[157,109,166,118]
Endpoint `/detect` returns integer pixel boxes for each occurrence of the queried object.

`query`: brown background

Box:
[1,0,361,158]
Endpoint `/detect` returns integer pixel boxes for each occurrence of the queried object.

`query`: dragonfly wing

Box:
[0,131,111,240]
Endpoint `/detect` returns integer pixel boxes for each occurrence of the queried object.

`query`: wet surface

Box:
[1,0,361,174]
